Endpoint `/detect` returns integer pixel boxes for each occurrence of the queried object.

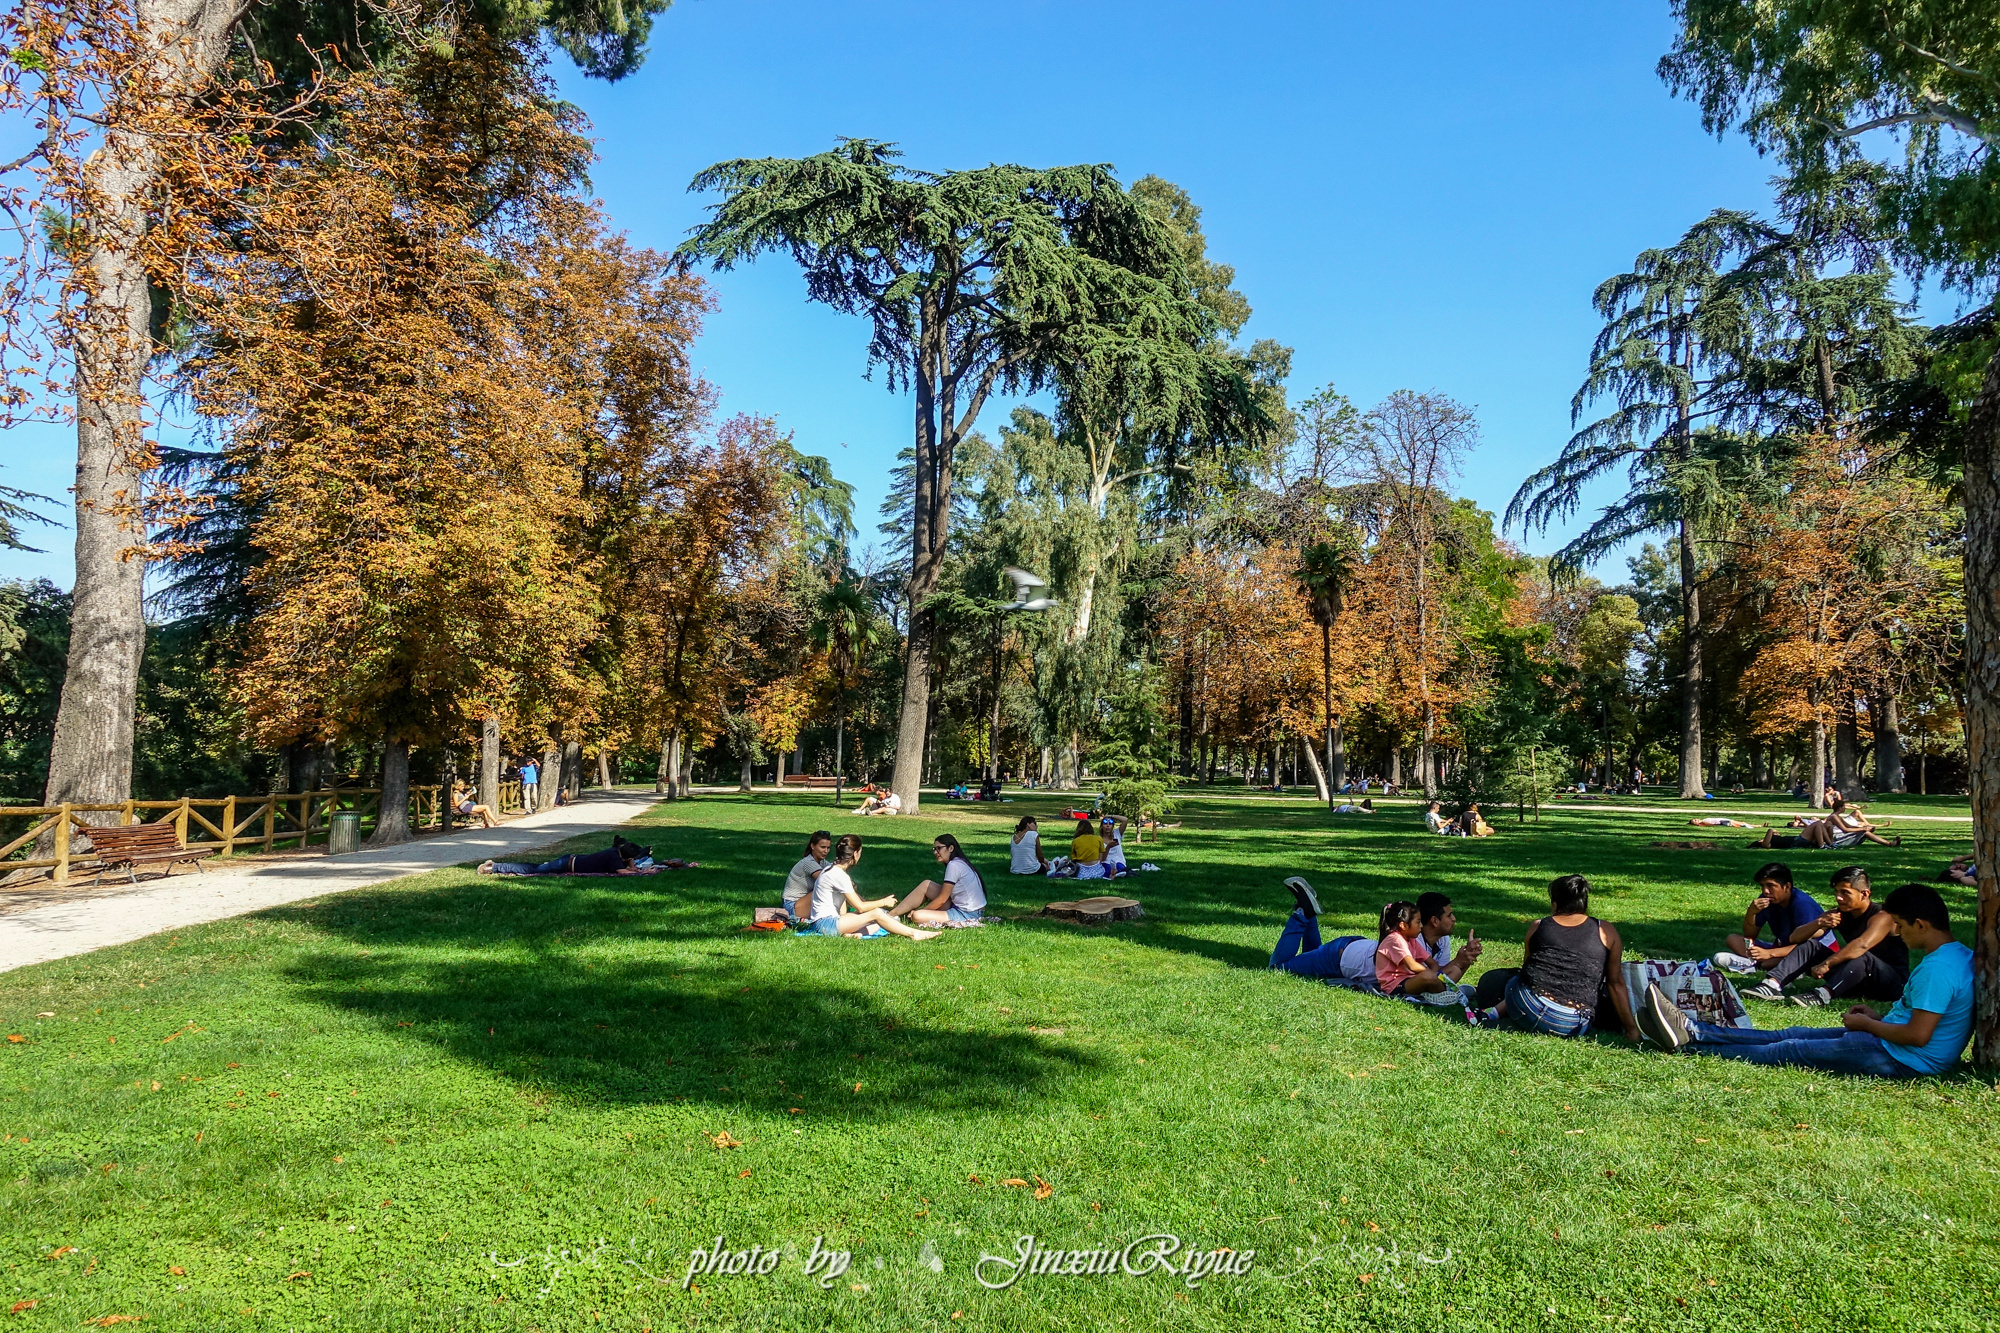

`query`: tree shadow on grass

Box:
[270,882,1099,1120]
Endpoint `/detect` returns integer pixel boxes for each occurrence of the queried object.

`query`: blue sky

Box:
[3,0,1806,587]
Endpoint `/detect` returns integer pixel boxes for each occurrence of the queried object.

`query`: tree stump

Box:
[1040,896,1143,924]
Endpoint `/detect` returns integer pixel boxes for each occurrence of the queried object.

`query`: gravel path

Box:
[0,789,664,974]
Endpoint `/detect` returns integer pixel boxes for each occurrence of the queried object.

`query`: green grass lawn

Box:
[3,792,1993,1332]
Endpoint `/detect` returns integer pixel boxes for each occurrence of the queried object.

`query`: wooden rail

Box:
[0,780,526,886]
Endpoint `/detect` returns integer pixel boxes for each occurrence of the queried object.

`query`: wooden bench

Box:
[779,775,853,790]
[84,822,220,883]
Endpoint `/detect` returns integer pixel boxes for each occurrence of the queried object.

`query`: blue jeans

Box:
[1269,910,1361,979]
[488,857,571,876]
[1688,1022,1920,1078]
[1502,976,1594,1037]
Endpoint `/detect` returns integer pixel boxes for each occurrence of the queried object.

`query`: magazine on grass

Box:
[1622,958,1755,1029]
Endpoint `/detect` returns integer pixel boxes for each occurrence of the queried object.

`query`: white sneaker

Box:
[1711,950,1758,975]
[1283,876,1322,918]
[1742,977,1784,1001]
[1638,983,1693,1051]
[1789,986,1834,1008]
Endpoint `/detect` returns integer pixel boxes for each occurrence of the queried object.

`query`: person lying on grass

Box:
[1268,877,1379,982]
[1738,866,1908,1007]
[1688,816,1760,828]
[1640,883,1972,1078]
[1943,854,1977,888]
[781,830,833,922]
[1469,874,1642,1041]
[1713,862,1832,975]
[1009,816,1050,875]
[1332,798,1376,814]
[1069,818,1109,880]
[798,835,940,940]
[1752,797,1900,849]
[1374,898,1483,1003]
[889,834,988,926]
[481,836,654,876]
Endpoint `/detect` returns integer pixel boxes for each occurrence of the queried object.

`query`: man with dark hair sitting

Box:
[1714,862,1831,975]
[1640,884,1973,1078]
[1739,867,1907,1006]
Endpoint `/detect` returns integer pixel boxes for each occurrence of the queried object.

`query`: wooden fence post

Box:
[52,805,69,885]
[176,796,189,846]
[221,795,237,856]
[263,797,276,852]
[121,798,134,826]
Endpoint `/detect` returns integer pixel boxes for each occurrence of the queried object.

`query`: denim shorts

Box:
[798,916,840,936]
[946,907,984,924]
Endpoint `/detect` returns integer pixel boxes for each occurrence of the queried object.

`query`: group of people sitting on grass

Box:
[1005,814,1130,879]
[1749,796,1901,850]
[776,829,988,941]
[1265,864,1973,1077]
[1424,800,1494,837]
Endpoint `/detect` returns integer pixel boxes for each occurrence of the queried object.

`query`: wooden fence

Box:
[0,780,526,886]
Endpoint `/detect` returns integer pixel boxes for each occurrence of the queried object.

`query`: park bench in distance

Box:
[83,823,220,884]
[778,775,847,790]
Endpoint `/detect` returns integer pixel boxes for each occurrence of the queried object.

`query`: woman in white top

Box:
[781,830,833,919]
[1098,815,1130,877]
[1009,816,1048,875]
[891,834,988,925]
[799,835,941,940]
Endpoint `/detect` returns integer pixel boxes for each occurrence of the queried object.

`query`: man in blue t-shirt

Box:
[1714,863,1832,975]
[1642,884,1973,1078]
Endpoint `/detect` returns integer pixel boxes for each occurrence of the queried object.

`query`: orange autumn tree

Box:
[1735,437,1955,798]
[164,36,609,841]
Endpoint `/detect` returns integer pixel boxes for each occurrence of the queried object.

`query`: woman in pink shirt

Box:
[1374,900,1481,998]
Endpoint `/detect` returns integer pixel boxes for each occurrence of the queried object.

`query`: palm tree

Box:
[810,574,882,797]
[1298,535,1358,807]
[1507,211,1766,799]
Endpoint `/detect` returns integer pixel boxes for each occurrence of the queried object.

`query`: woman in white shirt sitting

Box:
[781,830,833,921]
[799,836,941,940]
[891,834,989,925]
[1009,816,1048,875]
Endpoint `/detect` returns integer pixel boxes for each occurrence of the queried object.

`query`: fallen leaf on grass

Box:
[1793,1123,1811,1130]
[1364,1222,1380,1233]
[1032,1176,1052,1200]
[227,1063,239,1068]
[286,1271,310,1281]
[167,1267,185,1277]
[9,1300,36,1312]
[5,1035,23,1044]
[999,1178,1028,1188]
[853,1082,862,1093]
[788,1108,802,1115]
[46,1247,75,1259]
[1694,1137,1710,1143]
[737,1170,751,1179]
[85,1318,143,1327]
[708,1131,743,1150]
[1564,1129,1586,1135]
[1358,1273,1372,1284]
[967,1174,981,1185]
[1376,1063,1397,1069]
[378,1200,393,1209]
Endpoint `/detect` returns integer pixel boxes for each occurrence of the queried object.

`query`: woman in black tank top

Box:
[1478,874,1642,1041]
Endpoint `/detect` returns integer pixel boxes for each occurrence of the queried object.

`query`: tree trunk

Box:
[656,732,671,796]
[367,741,411,846]
[1676,515,1706,799]
[890,605,934,813]
[563,741,580,799]
[541,734,562,813]
[1809,713,1829,812]
[739,751,754,791]
[1835,705,1859,794]
[41,0,249,833]
[1178,659,1196,778]
[1301,736,1330,802]
[1389,745,1402,788]
[1875,694,1904,793]
[596,745,613,789]
[441,747,458,832]
[1961,344,2000,1066]
[479,716,500,812]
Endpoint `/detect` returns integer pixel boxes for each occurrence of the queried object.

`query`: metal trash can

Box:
[328,811,362,854]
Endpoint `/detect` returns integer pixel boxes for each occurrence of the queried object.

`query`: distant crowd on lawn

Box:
[1265,862,1972,1079]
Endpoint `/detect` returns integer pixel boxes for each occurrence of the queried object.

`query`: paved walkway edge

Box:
[0,790,664,975]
